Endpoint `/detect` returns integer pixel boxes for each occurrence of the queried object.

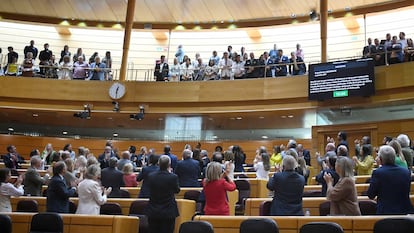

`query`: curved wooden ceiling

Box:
[0,0,412,29]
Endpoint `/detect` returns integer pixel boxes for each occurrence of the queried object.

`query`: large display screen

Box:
[308,58,375,101]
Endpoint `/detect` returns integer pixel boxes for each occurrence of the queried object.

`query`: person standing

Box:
[146,155,180,233]
[23,156,49,196]
[0,168,24,212]
[88,56,107,81]
[24,40,38,60]
[76,164,112,215]
[203,162,236,215]
[324,156,361,216]
[175,149,201,187]
[154,55,169,81]
[46,161,77,213]
[175,45,185,64]
[3,145,25,175]
[267,155,305,216]
[101,157,124,198]
[367,145,414,214]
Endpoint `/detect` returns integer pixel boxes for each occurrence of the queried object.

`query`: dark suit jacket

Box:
[137,165,159,198]
[3,153,25,169]
[315,168,340,196]
[101,167,124,198]
[299,149,311,166]
[154,62,169,81]
[145,170,180,219]
[46,175,76,213]
[98,152,116,169]
[23,167,46,196]
[367,164,414,214]
[175,158,201,187]
[267,170,305,216]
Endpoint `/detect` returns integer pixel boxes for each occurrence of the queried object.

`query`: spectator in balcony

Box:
[226,45,233,60]
[240,46,246,58]
[384,33,392,48]
[154,55,169,81]
[23,40,38,60]
[245,52,259,78]
[39,43,53,64]
[398,32,408,50]
[289,52,306,76]
[405,38,414,61]
[193,57,205,81]
[232,54,245,79]
[363,38,376,58]
[263,51,274,77]
[275,49,289,76]
[169,57,181,82]
[219,51,233,80]
[388,35,404,64]
[204,59,218,81]
[175,44,185,64]
[73,48,85,63]
[267,155,305,216]
[21,52,35,77]
[89,52,98,64]
[210,50,220,65]
[58,55,73,80]
[45,55,59,78]
[59,45,71,63]
[180,58,193,81]
[72,56,89,80]
[88,56,106,81]
[4,46,18,74]
[296,43,304,60]
[324,156,361,216]
[269,44,278,60]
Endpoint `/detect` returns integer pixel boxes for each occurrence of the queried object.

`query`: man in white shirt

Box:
[219,52,233,80]
[232,54,245,79]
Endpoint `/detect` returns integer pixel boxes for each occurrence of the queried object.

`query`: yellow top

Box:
[270,152,282,167]
[355,155,375,175]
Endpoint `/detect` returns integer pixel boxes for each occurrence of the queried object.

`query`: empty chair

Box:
[129,200,149,233]
[119,189,130,198]
[29,213,63,233]
[16,200,38,212]
[259,200,272,216]
[299,222,343,233]
[0,214,12,233]
[68,200,77,214]
[319,201,330,216]
[179,221,214,233]
[240,218,279,233]
[302,190,322,197]
[373,217,414,233]
[358,199,377,215]
[100,202,122,215]
[234,179,251,215]
[184,190,201,201]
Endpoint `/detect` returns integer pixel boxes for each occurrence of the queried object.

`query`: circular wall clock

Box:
[109,82,126,100]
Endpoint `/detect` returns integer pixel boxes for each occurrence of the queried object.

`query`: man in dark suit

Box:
[46,161,77,213]
[24,156,49,196]
[146,155,180,233]
[297,144,311,166]
[154,55,169,81]
[175,149,201,187]
[101,157,124,198]
[98,146,116,169]
[267,155,305,216]
[137,154,160,198]
[164,145,178,171]
[3,145,25,175]
[367,145,414,214]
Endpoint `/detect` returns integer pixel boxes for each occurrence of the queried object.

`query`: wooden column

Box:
[119,0,136,81]
[320,0,328,63]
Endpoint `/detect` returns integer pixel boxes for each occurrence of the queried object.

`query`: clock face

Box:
[109,82,126,99]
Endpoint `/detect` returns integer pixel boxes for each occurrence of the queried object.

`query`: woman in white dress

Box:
[0,168,24,212]
[76,164,112,215]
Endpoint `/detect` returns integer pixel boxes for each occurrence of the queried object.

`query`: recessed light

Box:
[107,117,113,120]
[236,117,242,120]
[288,115,294,118]
[261,135,268,139]
[230,117,236,120]
[259,116,265,119]
[281,115,287,118]
[212,135,218,139]
[8,127,14,131]
[74,135,80,139]
[158,118,164,121]
[113,133,119,137]
[32,113,39,117]
[62,131,68,135]
[208,118,213,121]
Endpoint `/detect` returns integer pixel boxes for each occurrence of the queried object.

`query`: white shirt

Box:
[76,178,107,215]
[181,63,194,80]
[254,162,269,180]
[0,182,24,212]
[232,61,245,77]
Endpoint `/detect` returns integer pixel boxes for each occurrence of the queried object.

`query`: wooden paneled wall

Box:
[0,134,311,162]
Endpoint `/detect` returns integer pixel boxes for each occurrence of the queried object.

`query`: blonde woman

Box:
[76,164,112,215]
[254,152,270,180]
[122,163,138,187]
[203,162,236,215]
[388,139,408,168]
[324,156,361,216]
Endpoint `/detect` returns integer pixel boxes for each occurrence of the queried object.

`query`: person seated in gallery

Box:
[289,52,306,75]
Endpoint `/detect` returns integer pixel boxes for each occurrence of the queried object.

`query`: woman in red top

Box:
[203,162,236,215]
[122,163,138,187]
